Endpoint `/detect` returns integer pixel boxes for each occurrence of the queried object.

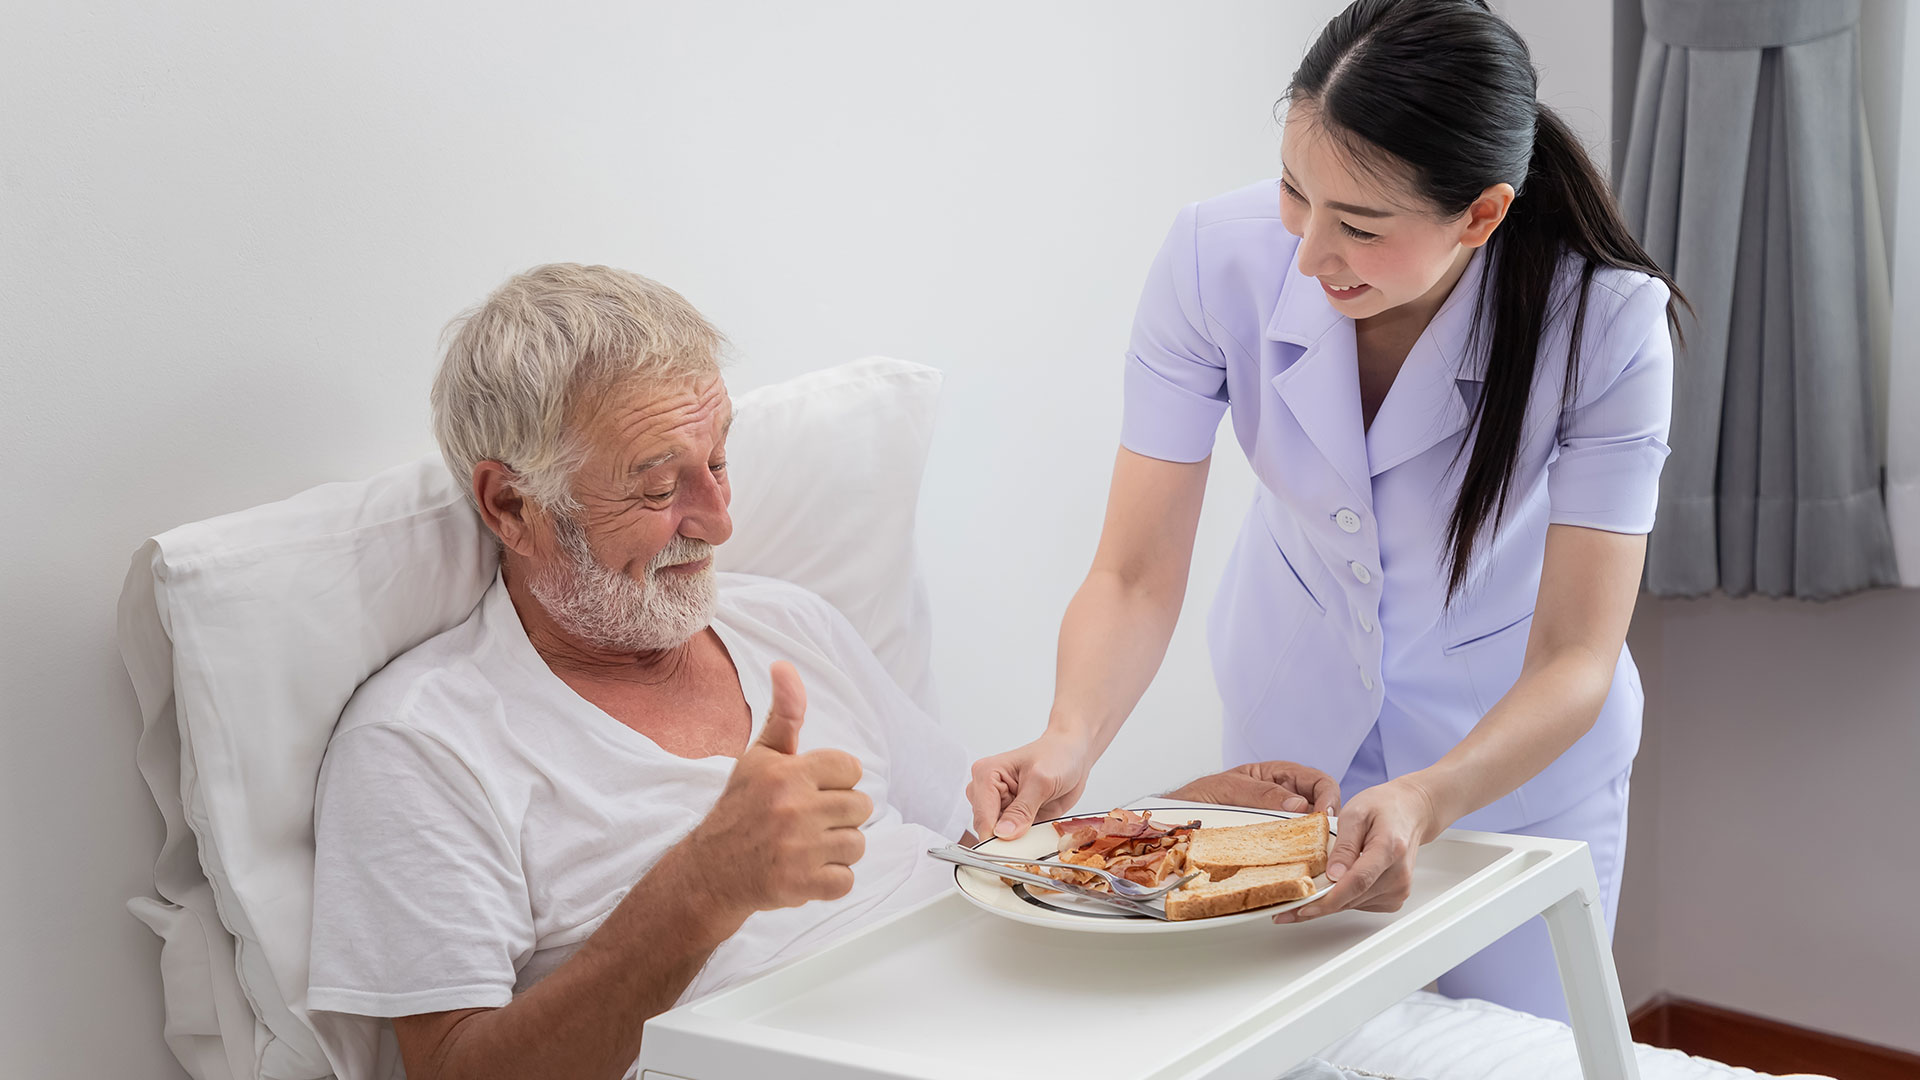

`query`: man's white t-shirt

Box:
[306,572,970,1071]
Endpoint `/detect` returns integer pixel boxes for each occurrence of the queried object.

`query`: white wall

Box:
[1495,0,1614,167]
[0,3,1344,1075]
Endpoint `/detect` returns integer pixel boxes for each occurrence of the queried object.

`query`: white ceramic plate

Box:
[951,805,1337,934]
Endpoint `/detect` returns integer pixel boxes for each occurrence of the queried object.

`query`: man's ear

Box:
[472,460,540,559]
[1459,182,1516,249]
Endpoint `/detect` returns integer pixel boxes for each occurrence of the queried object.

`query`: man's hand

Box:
[683,662,873,919]
[1165,760,1341,815]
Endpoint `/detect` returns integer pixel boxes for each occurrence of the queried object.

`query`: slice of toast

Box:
[1185,812,1330,878]
[1163,863,1315,921]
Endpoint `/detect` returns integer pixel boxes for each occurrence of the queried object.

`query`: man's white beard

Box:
[528,518,718,653]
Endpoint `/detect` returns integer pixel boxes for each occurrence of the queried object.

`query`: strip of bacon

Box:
[1026,809,1204,894]
[1055,824,1099,857]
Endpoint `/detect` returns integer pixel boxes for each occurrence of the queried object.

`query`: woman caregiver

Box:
[968,0,1681,1022]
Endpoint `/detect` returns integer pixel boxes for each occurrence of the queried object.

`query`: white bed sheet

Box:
[1311,991,1834,1080]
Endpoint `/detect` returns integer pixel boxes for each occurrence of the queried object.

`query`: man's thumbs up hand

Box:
[685,661,873,915]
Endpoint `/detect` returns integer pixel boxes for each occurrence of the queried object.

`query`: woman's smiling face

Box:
[1277,102,1502,322]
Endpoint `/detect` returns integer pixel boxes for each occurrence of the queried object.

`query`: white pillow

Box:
[714,358,939,711]
[119,356,943,1080]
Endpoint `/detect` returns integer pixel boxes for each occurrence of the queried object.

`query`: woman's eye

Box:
[1281,180,1303,201]
[1341,222,1377,241]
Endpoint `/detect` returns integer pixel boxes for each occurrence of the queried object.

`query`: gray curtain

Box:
[1621,0,1899,599]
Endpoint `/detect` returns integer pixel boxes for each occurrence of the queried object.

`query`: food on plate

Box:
[1184,811,1330,879]
[1163,862,1317,920]
[1008,807,1199,892]
[1001,808,1334,920]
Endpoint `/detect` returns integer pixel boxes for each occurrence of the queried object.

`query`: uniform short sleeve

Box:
[1546,277,1675,534]
[307,721,533,1018]
[1120,202,1230,463]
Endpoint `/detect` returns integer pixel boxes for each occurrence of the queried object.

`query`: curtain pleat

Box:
[1622,0,1898,599]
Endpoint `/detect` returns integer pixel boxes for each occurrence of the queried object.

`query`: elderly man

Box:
[306,263,1341,1080]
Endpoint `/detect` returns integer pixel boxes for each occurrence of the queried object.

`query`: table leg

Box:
[1543,876,1640,1080]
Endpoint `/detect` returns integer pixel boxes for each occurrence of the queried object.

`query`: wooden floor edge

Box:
[1627,994,1920,1080]
[1626,993,1671,1045]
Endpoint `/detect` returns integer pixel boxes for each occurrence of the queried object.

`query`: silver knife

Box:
[929,844,1170,920]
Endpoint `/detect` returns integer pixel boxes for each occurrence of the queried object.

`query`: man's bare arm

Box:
[393,840,744,1080]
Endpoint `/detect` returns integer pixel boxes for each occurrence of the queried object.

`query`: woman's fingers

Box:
[995,787,1045,839]
[965,756,1064,841]
[1324,805,1368,883]
[1272,809,1369,922]
[1320,832,1393,911]
[1284,838,1395,921]
[968,734,1097,841]
[965,761,1015,841]
[1269,777,1433,925]
[1272,798,1414,923]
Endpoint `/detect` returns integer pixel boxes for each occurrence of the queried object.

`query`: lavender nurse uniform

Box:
[1120,180,1673,1021]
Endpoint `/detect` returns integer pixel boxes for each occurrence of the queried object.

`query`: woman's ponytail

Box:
[1288,0,1686,602]
[1445,104,1683,598]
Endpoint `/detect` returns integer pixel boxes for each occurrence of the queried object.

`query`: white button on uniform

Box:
[1350,561,1372,584]
[1361,669,1375,691]
[1335,508,1362,533]
[1359,611,1374,633]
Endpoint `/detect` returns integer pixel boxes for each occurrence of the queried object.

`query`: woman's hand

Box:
[1165,761,1341,815]
[967,730,1099,840]
[1273,775,1441,923]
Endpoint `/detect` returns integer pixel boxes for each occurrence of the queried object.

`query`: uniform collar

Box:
[1263,242,1489,384]
[1265,244,1490,485]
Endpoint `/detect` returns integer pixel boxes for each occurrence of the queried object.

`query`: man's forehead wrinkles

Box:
[609,400,713,445]
[580,379,731,486]
[620,419,730,477]
[616,397,703,432]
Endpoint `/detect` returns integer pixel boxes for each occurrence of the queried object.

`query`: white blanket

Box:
[1308,991,1833,1080]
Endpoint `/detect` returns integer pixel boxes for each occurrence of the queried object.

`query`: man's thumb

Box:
[754,661,807,755]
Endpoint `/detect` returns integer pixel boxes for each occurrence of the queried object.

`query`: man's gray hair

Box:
[431,263,724,516]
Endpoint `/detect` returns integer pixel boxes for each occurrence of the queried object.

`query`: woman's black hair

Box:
[1286,0,1687,602]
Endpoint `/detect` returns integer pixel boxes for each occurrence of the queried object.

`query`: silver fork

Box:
[930,843,1200,900]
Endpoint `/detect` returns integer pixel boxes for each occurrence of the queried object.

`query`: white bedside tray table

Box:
[637,799,1639,1080]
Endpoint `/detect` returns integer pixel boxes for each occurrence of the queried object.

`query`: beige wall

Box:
[1618,592,1920,1051]
[1613,602,1665,1009]
[1602,0,1920,1054]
